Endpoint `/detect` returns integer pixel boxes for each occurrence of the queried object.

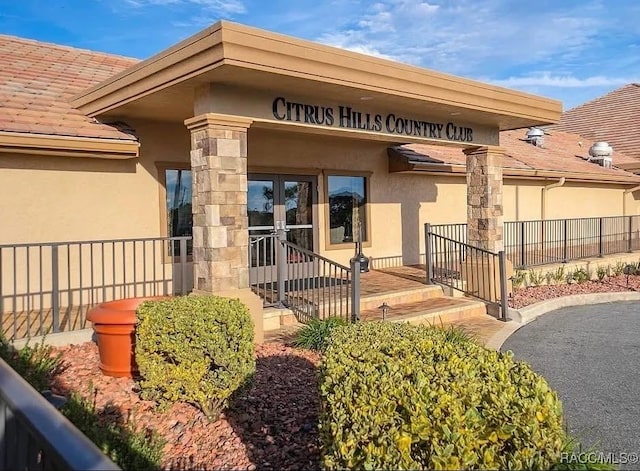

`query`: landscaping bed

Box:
[509,274,640,309]
[50,341,321,471]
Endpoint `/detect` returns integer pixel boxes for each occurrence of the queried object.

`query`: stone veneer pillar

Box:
[184,113,263,342]
[463,146,506,253]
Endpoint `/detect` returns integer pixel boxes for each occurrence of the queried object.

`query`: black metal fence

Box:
[431,215,640,268]
[0,237,193,341]
[0,358,120,470]
[425,224,509,320]
[249,230,359,323]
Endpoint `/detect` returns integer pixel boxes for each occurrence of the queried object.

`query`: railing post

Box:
[628,216,633,253]
[275,226,287,307]
[498,250,510,322]
[180,238,187,295]
[599,217,604,257]
[51,245,60,333]
[424,223,433,285]
[563,219,568,262]
[350,259,360,322]
[520,221,526,268]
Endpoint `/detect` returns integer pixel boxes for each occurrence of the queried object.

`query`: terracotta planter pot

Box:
[87,297,166,378]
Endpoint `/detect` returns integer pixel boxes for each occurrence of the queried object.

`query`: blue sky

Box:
[2,0,639,110]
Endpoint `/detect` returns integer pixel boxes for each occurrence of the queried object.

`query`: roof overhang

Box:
[71,21,562,132]
[0,132,139,159]
[388,147,640,185]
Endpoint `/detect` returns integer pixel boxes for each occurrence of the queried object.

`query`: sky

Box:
[1,0,639,110]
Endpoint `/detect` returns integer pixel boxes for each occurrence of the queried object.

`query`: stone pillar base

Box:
[190,288,264,344]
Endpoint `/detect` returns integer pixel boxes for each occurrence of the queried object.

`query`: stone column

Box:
[184,113,263,342]
[463,146,506,252]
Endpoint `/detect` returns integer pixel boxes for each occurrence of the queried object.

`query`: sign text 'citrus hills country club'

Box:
[272,96,474,142]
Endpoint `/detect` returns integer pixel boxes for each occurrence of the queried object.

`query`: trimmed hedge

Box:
[135,295,255,419]
[319,322,566,470]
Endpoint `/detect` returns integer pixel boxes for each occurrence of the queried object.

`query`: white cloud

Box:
[487,73,640,89]
[126,0,245,15]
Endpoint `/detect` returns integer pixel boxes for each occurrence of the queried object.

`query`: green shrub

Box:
[528,269,545,287]
[0,333,62,391]
[511,269,527,290]
[572,267,591,284]
[136,295,255,420]
[596,265,608,282]
[293,316,348,352]
[319,322,566,470]
[613,261,626,276]
[552,266,566,284]
[62,391,164,471]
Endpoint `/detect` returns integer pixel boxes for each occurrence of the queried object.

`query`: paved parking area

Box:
[502,301,640,469]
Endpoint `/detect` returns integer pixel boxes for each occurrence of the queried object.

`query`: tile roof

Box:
[551,83,640,161]
[399,128,640,182]
[0,35,139,141]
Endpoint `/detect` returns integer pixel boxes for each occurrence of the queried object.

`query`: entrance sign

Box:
[272,96,474,143]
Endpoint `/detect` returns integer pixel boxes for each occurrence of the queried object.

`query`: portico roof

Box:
[71,21,562,133]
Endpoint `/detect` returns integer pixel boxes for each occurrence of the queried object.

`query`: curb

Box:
[487,291,640,351]
[509,291,640,325]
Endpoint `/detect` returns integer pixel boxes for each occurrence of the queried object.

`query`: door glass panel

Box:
[248,180,274,228]
[284,180,313,226]
[287,228,313,252]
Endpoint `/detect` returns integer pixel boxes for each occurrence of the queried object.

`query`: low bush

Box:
[62,391,165,471]
[136,295,255,420]
[0,333,62,391]
[319,322,567,470]
[293,316,348,352]
[528,270,545,287]
[511,269,527,290]
[596,265,608,281]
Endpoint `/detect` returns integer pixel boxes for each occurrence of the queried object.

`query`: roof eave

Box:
[390,157,640,185]
[0,132,140,159]
[71,21,561,127]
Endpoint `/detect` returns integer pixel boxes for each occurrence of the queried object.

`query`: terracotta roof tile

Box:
[0,34,140,141]
[551,84,640,161]
[401,128,640,181]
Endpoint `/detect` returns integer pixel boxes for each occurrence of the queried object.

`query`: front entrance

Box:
[248,174,318,301]
[248,174,317,250]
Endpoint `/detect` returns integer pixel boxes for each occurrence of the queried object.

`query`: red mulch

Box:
[509,274,640,309]
[50,342,321,471]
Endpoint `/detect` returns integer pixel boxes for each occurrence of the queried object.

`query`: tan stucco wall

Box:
[0,120,190,244]
[0,120,192,314]
[2,121,640,314]
[248,128,640,266]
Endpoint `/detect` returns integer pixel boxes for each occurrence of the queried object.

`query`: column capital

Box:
[185,113,253,132]
[462,145,507,157]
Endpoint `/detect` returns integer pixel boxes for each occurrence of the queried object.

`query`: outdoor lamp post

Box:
[378,302,390,320]
[350,221,370,273]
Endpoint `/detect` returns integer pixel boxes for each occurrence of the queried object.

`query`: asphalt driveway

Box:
[501,301,640,469]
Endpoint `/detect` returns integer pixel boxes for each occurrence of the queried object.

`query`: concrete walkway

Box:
[502,301,640,469]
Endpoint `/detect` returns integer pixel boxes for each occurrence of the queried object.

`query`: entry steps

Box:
[263,270,488,331]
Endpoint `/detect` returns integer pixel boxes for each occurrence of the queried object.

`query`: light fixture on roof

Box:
[588,141,613,168]
[524,127,545,147]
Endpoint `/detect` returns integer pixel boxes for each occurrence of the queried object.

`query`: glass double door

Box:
[248,174,317,257]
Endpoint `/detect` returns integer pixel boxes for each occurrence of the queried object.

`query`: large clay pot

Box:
[87,297,165,378]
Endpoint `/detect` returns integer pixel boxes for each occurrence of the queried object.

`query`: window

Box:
[327,175,368,245]
[165,168,193,256]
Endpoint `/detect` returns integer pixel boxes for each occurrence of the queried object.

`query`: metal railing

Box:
[0,357,120,470]
[431,215,640,268]
[425,224,509,321]
[249,229,359,323]
[1,236,193,340]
